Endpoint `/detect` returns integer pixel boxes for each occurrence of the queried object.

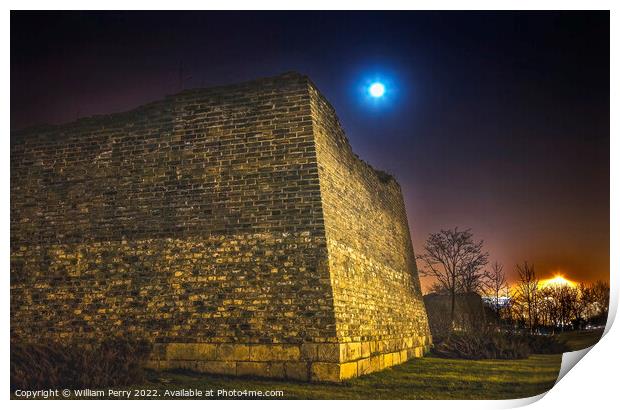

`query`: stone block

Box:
[342,342,361,362]
[196,361,237,376]
[163,360,187,371]
[384,352,393,368]
[270,362,286,379]
[317,343,340,362]
[217,343,250,361]
[249,344,272,361]
[369,340,378,354]
[361,342,370,358]
[311,362,340,383]
[369,355,382,372]
[405,337,413,348]
[340,361,358,379]
[237,362,271,378]
[166,343,216,361]
[249,344,300,361]
[300,342,318,361]
[357,357,372,376]
[285,362,309,381]
[392,352,401,365]
[272,345,300,361]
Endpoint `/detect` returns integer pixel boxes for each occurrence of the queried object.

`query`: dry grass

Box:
[11,337,152,390]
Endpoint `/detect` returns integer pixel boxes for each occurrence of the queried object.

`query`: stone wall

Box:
[11,72,430,382]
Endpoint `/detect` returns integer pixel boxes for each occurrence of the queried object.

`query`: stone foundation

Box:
[146,337,431,382]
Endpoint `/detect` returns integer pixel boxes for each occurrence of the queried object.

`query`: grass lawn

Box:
[132,354,561,400]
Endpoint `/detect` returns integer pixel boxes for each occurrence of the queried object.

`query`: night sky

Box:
[11,11,609,290]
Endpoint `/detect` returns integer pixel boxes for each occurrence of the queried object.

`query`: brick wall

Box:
[309,81,432,379]
[10,72,430,382]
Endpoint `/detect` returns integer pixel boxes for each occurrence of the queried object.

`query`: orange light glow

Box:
[538,274,577,289]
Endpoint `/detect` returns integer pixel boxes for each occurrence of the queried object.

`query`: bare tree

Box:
[417,228,489,328]
[560,286,579,330]
[460,255,488,294]
[579,280,610,324]
[544,283,578,331]
[538,286,557,328]
[574,281,609,326]
[503,287,519,327]
[591,280,610,320]
[515,261,539,333]
[483,261,508,323]
[574,282,590,327]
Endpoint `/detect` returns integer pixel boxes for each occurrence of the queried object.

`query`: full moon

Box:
[369,82,385,98]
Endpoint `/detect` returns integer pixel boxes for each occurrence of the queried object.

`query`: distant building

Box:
[482,296,511,308]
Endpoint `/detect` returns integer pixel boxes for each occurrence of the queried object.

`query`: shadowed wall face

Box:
[10,73,430,382]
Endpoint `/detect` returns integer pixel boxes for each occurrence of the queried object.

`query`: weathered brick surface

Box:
[308,80,432,350]
[10,72,430,381]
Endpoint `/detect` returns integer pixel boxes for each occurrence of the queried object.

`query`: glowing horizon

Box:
[538,274,578,289]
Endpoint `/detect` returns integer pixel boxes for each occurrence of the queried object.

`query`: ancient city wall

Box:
[308,82,431,380]
[10,72,430,382]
